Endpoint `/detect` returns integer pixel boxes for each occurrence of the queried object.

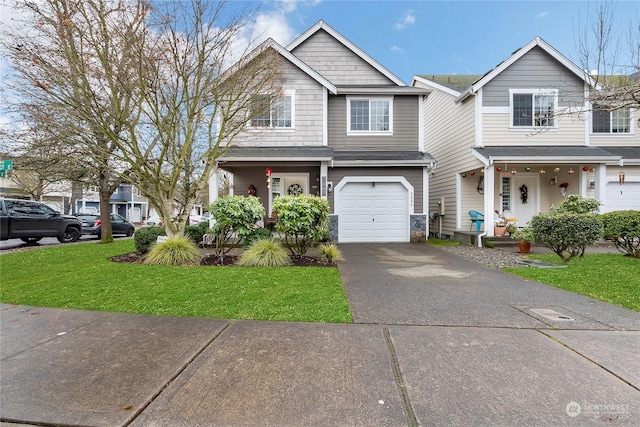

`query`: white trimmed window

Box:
[249,91,295,129]
[592,106,631,133]
[347,96,393,134]
[510,89,558,128]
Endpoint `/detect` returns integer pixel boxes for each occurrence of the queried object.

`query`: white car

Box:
[142,215,163,227]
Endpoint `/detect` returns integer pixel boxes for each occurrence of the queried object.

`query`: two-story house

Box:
[412,37,639,241]
[209,21,434,242]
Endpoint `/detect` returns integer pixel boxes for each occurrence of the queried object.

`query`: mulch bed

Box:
[110,252,334,267]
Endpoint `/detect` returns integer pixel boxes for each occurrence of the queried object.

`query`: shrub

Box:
[272,195,330,256]
[236,238,291,267]
[209,196,266,255]
[318,243,345,264]
[144,235,201,266]
[552,194,601,214]
[530,213,603,263]
[243,227,273,249]
[600,210,640,258]
[185,221,210,245]
[133,226,167,253]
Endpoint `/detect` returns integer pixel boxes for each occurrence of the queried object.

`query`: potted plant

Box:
[493,219,507,236]
[510,226,534,253]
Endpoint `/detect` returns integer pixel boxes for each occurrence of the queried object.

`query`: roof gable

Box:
[455,37,593,103]
[287,20,406,87]
[227,38,337,95]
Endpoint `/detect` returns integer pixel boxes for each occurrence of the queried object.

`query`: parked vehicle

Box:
[76,213,135,238]
[142,215,163,227]
[0,198,82,244]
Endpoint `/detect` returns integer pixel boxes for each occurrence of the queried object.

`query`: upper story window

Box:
[249,91,294,129]
[347,96,393,134]
[510,89,558,128]
[592,106,631,133]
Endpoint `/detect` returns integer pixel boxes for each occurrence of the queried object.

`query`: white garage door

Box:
[338,181,409,243]
[604,182,640,212]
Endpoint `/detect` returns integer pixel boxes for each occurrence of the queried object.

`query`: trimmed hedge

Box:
[600,210,640,258]
[530,213,602,263]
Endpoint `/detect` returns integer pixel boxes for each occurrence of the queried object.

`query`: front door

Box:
[512,175,539,225]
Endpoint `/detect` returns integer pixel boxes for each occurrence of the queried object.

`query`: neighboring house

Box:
[412,37,639,241]
[74,184,149,223]
[210,21,435,242]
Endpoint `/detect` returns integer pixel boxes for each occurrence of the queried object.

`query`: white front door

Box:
[512,175,539,225]
[269,173,309,215]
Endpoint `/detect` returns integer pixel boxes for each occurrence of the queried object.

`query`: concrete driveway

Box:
[1,243,639,426]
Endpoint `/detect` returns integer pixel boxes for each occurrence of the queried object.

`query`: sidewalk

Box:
[1,243,639,426]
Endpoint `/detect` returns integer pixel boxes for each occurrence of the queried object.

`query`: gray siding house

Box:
[210,21,434,242]
[412,37,639,242]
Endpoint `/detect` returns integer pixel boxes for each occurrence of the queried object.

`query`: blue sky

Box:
[235,0,639,84]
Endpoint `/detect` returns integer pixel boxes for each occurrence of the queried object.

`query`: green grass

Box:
[0,240,352,323]
[505,254,640,311]
[426,238,461,246]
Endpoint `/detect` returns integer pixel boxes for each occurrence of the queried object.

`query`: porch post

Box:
[320,162,328,200]
[595,164,607,202]
[484,166,496,236]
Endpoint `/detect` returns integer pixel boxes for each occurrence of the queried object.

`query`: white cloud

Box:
[536,11,548,18]
[395,11,416,31]
[390,45,404,54]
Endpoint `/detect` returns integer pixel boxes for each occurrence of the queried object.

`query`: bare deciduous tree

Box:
[3,0,282,240]
[576,1,640,110]
[2,0,148,241]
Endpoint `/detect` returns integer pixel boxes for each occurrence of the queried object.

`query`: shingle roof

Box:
[219,147,334,161]
[333,151,434,162]
[416,75,481,93]
[473,146,621,162]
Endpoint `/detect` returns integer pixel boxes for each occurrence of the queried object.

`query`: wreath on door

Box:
[287,183,303,196]
[519,184,528,204]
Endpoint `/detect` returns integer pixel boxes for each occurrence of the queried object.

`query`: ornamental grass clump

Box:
[236,238,291,267]
[318,243,345,264]
[144,235,201,266]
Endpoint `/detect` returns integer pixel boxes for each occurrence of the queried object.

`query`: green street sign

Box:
[0,160,13,171]
[0,160,13,177]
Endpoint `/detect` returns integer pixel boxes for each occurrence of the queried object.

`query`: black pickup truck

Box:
[0,198,82,244]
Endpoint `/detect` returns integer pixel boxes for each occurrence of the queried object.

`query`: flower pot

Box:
[517,241,532,253]
[494,226,507,236]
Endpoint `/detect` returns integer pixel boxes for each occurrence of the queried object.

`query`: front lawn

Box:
[505,253,640,312]
[0,240,353,323]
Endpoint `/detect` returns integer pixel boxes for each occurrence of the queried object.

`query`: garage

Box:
[605,182,640,211]
[336,180,410,243]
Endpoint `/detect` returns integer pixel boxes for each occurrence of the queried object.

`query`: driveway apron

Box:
[337,243,640,330]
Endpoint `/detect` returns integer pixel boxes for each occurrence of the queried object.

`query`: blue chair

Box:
[468,210,485,232]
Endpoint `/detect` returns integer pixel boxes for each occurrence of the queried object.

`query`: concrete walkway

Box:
[1,243,639,426]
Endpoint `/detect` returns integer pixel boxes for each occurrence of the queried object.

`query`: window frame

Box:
[346,96,394,135]
[591,106,633,135]
[249,90,295,131]
[509,89,558,130]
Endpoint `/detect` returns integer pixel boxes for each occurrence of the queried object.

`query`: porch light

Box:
[568,168,575,175]
[539,168,546,175]
[619,171,625,185]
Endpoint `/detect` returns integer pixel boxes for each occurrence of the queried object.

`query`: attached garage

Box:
[605,181,640,211]
[335,178,411,243]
